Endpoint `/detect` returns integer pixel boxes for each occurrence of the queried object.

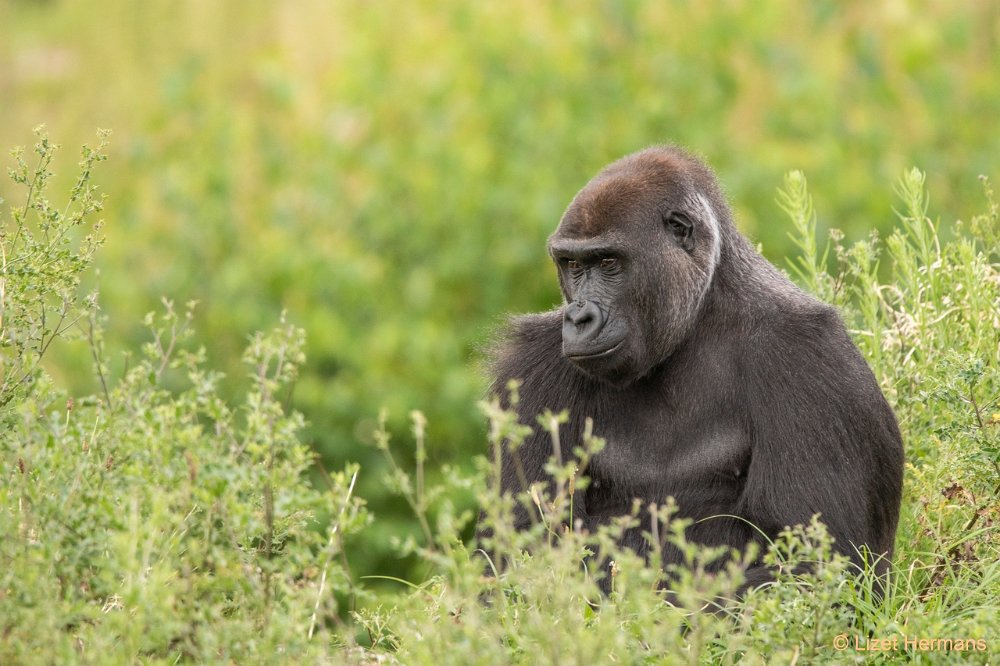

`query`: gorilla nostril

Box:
[564,301,605,338]
[569,307,593,327]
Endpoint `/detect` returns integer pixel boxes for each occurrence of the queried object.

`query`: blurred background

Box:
[2,0,998,582]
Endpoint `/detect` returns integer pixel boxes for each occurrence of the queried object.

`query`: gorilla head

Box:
[549,149,728,385]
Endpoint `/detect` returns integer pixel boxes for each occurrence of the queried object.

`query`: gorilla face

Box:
[547,149,723,386]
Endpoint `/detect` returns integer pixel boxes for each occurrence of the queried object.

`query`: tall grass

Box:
[2,133,996,663]
[3,2,1000,580]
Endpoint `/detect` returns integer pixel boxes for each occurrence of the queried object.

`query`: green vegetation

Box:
[2,2,999,578]
[2,130,997,664]
[1,1,999,662]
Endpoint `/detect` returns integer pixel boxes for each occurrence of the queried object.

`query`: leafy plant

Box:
[361,167,1000,664]
[4,2,1000,580]
[1,133,368,663]
[2,133,997,663]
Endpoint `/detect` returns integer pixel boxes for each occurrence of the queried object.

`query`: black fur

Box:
[482,146,904,594]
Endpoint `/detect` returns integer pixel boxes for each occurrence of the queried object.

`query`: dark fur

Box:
[482,146,904,595]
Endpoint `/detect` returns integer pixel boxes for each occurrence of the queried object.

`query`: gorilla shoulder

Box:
[489,310,583,408]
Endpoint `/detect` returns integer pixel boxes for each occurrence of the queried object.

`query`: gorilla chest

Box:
[584,398,749,516]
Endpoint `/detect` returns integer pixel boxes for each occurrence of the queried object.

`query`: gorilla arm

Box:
[736,306,904,590]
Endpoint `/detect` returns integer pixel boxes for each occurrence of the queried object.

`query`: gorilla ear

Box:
[664,212,694,252]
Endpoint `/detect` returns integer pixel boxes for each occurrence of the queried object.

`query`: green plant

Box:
[5,2,1000,582]
[361,168,999,664]
[1,133,368,663]
[1,127,106,421]
[2,132,997,664]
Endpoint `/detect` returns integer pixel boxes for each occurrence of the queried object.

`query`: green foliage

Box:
[1,4,999,654]
[360,167,1000,664]
[0,132,998,662]
[0,128,106,423]
[1,138,368,662]
[2,1,1000,576]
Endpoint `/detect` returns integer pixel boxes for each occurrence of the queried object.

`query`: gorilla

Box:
[484,146,904,595]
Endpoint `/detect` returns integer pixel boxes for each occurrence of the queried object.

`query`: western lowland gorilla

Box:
[483,146,904,597]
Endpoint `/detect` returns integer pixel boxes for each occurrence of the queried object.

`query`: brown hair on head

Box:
[557,145,726,240]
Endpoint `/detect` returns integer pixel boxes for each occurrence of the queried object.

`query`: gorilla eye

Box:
[600,257,617,269]
[566,259,581,270]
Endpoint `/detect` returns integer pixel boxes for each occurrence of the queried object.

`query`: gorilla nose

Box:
[563,300,606,342]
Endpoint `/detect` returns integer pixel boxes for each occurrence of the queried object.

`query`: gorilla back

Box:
[487,146,904,592]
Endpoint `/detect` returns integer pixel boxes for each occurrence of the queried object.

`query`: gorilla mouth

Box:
[565,339,625,361]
